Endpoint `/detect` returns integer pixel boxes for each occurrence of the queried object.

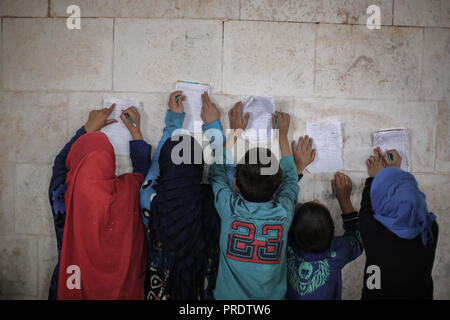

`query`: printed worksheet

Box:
[101,98,142,156]
[372,128,410,171]
[175,81,210,133]
[241,96,275,143]
[306,121,343,173]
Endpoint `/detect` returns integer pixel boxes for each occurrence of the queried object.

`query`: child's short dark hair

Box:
[235,148,282,203]
[289,202,335,253]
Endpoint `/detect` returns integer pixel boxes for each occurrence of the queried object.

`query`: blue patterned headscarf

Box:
[371,167,436,246]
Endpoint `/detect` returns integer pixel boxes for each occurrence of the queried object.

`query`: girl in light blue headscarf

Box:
[371,167,436,246]
[359,148,438,300]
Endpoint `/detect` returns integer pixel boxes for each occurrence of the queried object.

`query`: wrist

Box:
[131,129,143,140]
[169,108,183,114]
[84,124,95,133]
[338,198,354,214]
[279,137,291,157]
[295,162,306,174]
[205,117,220,125]
[226,129,241,148]
[297,166,306,175]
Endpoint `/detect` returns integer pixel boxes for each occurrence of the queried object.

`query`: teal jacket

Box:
[209,150,300,300]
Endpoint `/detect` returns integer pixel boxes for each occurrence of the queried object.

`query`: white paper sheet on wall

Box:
[175,81,210,133]
[241,96,275,143]
[101,98,142,156]
[372,127,410,171]
[306,121,343,173]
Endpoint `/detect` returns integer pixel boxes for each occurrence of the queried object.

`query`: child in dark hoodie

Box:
[286,153,363,300]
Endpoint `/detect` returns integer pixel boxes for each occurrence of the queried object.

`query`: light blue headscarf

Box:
[370,167,436,246]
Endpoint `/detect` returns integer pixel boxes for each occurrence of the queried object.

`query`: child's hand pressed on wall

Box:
[366,147,385,178]
[84,104,118,133]
[331,172,355,214]
[384,149,402,169]
[201,92,221,124]
[120,106,143,140]
[228,101,250,131]
[273,111,291,157]
[168,90,185,114]
[292,135,316,174]
[273,111,290,137]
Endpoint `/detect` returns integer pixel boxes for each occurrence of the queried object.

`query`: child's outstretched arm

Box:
[50,104,118,197]
[139,91,185,216]
[120,105,151,177]
[292,135,316,179]
[275,112,292,158]
[274,112,300,217]
[202,92,226,160]
[331,172,356,215]
[203,93,238,216]
[332,172,363,263]
[222,101,250,186]
[140,91,186,176]
[360,147,385,222]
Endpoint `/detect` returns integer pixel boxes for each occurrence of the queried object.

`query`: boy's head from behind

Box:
[235,148,282,203]
[289,201,335,253]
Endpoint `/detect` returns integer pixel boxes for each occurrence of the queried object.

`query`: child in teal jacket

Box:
[204,98,299,300]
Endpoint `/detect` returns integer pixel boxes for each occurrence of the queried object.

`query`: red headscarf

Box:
[57,132,146,300]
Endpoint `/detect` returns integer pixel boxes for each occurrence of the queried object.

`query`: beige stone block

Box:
[2,18,113,91]
[114,19,222,92]
[52,0,170,17]
[0,162,15,233]
[394,0,450,27]
[291,99,438,173]
[435,101,450,173]
[423,29,450,100]
[223,21,315,97]
[0,234,38,297]
[415,174,450,221]
[0,0,48,17]
[0,92,68,164]
[37,236,57,300]
[316,24,423,100]
[50,0,239,19]
[241,0,393,25]
[15,163,54,236]
[0,19,2,90]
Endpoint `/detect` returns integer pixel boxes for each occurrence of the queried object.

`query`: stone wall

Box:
[0,0,448,299]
